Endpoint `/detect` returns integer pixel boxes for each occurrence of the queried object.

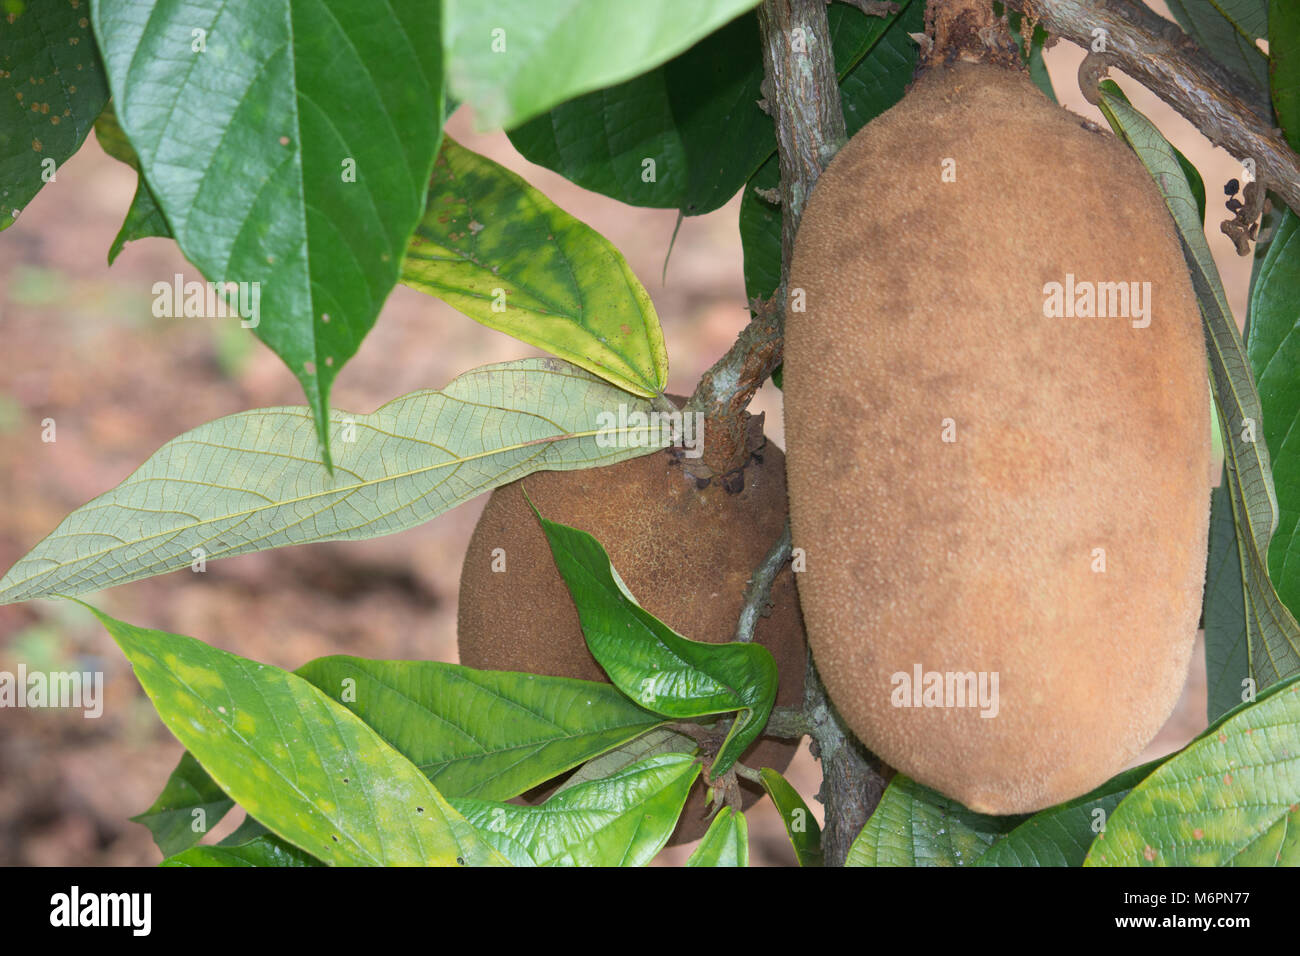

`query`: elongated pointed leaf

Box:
[1097,89,1300,691]
[92,101,171,263]
[402,139,668,397]
[0,0,109,230]
[1205,476,1255,721]
[740,0,921,310]
[1097,81,1206,226]
[759,767,822,866]
[161,835,322,867]
[1167,0,1270,94]
[92,0,446,467]
[533,511,778,775]
[453,753,700,866]
[90,606,506,866]
[131,752,234,857]
[135,656,668,856]
[444,0,762,130]
[687,807,748,867]
[1086,675,1300,866]
[0,358,661,605]
[845,776,1024,867]
[975,762,1156,867]
[296,657,664,800]
[554,726,699,795]
[1270,0,1300,149]
[1247,208,1300,624]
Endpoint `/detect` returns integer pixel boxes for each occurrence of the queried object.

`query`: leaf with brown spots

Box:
[1086,673,1300,866]
[403,138,668,399]
[0,0,108,229]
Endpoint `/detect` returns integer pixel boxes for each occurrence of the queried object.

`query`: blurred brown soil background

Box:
[0,10,1255,866]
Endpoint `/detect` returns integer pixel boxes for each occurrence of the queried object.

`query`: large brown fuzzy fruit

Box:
[458,434,807,843]
[783,60,1211,815]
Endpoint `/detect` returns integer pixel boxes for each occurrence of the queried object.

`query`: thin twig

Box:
[735,519,793,643]
[1003,0,1300,222]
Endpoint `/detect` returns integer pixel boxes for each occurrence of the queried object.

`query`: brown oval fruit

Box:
[783,61,1211,814]
[457,436,807,844]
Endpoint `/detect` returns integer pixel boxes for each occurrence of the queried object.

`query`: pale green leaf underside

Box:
[453,752,700,866]
[553,726,699,795]
[1098,91,1300,689]
[0,359,661,604]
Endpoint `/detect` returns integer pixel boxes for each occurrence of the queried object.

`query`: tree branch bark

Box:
[753,0,885,868]
[1005,0,1300,215]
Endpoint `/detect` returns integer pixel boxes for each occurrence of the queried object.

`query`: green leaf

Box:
[687,806,748,867]
[1167,0,1270,94]
[161,835,322,867]
[533,511,778,775]
[1097,81,1207,226]
[134,658,668,845]
[1205,475,1255,721]
[553,725,699,795]
[739,0,921,311]
[402,138,668,397]
[0,358,661,605]
[89,605,505,866]
[1247,208,1300,625]
[975,762,1156,867]
[131,752,234,857]
[92,0,446,468]
[443,0,763,130]
[1024,22,1057,104]
[1085,675,1300,866]
[296,657,664,800]
[0,0,109,230]
[91,101,170,263]
[1271,1,1300,149]
[218,816,271,847]
[453,753,700,866]
[759,767,822,866]
[997,4,1056,102]
[845,776,1024,867]
[1097,88,1300,692]
[507,0,915,217]
[507,15,769,216]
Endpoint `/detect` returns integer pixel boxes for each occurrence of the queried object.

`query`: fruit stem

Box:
[999,0,1300,221]
[735,519,793,643]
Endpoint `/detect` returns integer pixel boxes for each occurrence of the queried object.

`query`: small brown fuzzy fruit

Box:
[458,437,807,843]
[783,61,1211,814]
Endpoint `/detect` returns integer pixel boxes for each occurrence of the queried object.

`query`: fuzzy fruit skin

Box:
[783,61,1211,815]
[458,442,807,843]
